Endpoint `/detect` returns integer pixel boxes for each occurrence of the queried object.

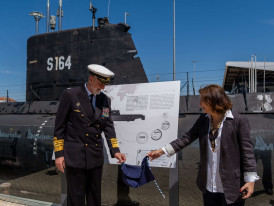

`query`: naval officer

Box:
[53,64,126,206]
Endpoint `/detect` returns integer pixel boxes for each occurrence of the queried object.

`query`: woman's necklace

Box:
[209,116,223,152]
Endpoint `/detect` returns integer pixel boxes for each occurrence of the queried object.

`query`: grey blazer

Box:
[170,112,257,204]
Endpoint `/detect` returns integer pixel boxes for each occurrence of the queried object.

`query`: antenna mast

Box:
[124,12,129,24]
[29,11,45,34]
[90,0,97,31]
[57,0,63,31]
[46,0,50,33]
[107,0,111,18]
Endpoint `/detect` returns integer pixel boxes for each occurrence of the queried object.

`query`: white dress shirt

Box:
[206,111,227,193]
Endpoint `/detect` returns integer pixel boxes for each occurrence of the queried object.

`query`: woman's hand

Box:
[240,182,255,199]
[147,149,165,161]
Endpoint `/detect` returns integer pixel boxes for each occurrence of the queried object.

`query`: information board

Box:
[103,81,180,168]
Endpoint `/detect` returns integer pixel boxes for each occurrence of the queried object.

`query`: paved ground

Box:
[0,201,26,206]
[0,147,273,206]
[0,168,60,204]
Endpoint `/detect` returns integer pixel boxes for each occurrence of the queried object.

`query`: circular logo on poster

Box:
[161,121,170,130]
[151,129,162,141]
[136,132,148,144]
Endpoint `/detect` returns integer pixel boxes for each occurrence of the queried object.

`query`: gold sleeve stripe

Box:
[53,137,64,152]
[110,138,119,148]
[54,146,64,152]
[53,141,64,145]
[53,139,64,144]
[53,143,63,147]
[53,141,64,146]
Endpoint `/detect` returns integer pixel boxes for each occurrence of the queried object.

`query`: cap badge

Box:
[76,102,80,107]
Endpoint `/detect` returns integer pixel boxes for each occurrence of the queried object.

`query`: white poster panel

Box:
[102,81,180,168]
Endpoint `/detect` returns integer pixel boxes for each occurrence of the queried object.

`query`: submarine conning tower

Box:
[26,17,148,101]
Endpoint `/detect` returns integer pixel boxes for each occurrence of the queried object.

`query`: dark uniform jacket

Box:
[53,85,120,169]
[170,112,257,204]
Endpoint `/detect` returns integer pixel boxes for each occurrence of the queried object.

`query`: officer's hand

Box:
[55,157,65,173]
[147,149,164,161]
[114,153,126,163]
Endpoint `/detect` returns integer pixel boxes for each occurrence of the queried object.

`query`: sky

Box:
[1,0,274,101]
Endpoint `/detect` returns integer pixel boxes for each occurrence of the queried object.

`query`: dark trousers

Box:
[254,149,273,190]
[66,165,103,206]
[203,190,245,206]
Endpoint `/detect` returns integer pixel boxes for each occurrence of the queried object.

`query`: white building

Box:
[223,61,274,93]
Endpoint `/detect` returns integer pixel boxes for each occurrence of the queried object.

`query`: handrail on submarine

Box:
[30,85,42,101]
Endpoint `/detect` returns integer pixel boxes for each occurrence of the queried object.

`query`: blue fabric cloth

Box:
[121,156,155,188]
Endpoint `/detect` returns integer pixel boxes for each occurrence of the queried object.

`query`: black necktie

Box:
[90,94,94,110]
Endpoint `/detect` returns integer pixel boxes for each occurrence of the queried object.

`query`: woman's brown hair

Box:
[199,84,232,114]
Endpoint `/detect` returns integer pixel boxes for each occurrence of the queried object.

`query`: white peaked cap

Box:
[87,64,114,78]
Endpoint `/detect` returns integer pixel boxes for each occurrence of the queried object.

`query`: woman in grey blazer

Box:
[147,84,259,206]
